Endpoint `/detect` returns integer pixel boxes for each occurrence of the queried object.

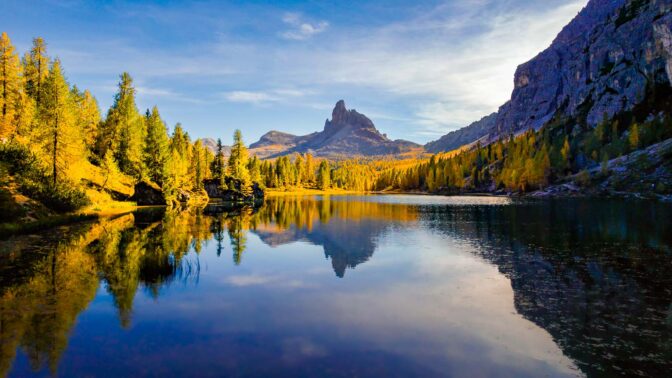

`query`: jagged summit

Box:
[246,100,421,158]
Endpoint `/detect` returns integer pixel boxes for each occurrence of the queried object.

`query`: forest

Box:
[3,32,672,223]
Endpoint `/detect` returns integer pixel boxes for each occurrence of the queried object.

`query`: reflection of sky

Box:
[10,212,579,377]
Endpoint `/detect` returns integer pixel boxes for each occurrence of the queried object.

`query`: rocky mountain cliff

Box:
[426,0,672,151]
[494,0,672,136]
[424,113,497,153]
[248,100,421,158]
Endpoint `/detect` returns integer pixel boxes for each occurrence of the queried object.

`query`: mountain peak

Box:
[331,100,349,124]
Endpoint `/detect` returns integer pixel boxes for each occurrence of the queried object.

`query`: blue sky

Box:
[1,0,586,144]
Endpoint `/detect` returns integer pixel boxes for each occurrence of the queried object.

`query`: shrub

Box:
[20,179,90,213]
[1,142,89,213]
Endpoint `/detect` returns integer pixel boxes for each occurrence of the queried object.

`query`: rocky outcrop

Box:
[131,181,166,206]
[425,113,497,153]
[492,0,672,137]
[203,177,264,203]
[247,100,421,158]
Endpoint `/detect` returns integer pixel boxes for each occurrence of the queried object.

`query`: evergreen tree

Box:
[143,106,170,186]
[0,32,24,139]
[211,138,226,180]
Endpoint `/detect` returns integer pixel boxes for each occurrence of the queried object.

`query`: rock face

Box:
[131,181,166,206]
[493,0,672,136]
[248,100,421,158]
[424,113,497,153]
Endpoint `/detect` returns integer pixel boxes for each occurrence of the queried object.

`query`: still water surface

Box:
[1,195,671,377]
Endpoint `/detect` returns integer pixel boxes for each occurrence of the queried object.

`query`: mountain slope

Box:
[248,100,421,159]
[424,113,497,153]
[493,0,672,137]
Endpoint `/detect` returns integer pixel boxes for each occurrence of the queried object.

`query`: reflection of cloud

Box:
[225,274,310,288]
[280,12,329,41]
[281,337,328,364]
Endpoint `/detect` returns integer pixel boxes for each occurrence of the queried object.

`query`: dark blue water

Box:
[1,195,671,377]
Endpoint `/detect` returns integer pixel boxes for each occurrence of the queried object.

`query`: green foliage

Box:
[20,179,89,212]
[228,130,251,193]
[143,106,169,186]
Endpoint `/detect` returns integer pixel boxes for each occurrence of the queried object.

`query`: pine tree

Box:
[228,129,251,192]
[143,106,170,186]
[0,32,24,140]
[23,37,49,107]
[36,60,83,186]
[211,138,226,180]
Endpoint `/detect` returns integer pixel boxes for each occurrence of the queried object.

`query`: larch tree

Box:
[0,32,24,140]
[37,60,84,186]
[71,86,101,150]
[228,129,251,191]
[98,72,144,178]
[143,106,170,186]
[23,37,49,107]
[318,160,331,190]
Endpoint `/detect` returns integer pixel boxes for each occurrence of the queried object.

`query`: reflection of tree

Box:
[0,207,219,375]
[224,208,253,265]
[421,199,672,377]
[0,221,103,376]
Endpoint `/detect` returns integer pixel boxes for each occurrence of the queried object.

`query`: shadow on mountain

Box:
[419,199,672,377]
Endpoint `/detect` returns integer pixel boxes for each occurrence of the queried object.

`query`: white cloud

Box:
[221,88,310,104]
[280,12,329,41]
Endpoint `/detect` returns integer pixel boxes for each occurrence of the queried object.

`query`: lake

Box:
[1,195,671,377]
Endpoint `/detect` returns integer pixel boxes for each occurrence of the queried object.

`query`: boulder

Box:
[131,181,166,206]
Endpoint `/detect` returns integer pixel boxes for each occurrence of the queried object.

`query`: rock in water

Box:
[203,178,265,203]
[132,181,166,206]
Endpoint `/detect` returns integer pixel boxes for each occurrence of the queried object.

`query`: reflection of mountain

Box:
[420,200,672,377]
[251,197,417,277]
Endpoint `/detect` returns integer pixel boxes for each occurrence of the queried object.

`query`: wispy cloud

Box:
[221,88,311,105]
[280,12,329,41]
[11,0,588,142]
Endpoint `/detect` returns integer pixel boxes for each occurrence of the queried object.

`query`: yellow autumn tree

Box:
[35,59,86,185]
[0,32,24,140]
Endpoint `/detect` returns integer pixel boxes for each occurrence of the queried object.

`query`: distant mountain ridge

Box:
[424,113,497,153]
[248,100,421,158]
